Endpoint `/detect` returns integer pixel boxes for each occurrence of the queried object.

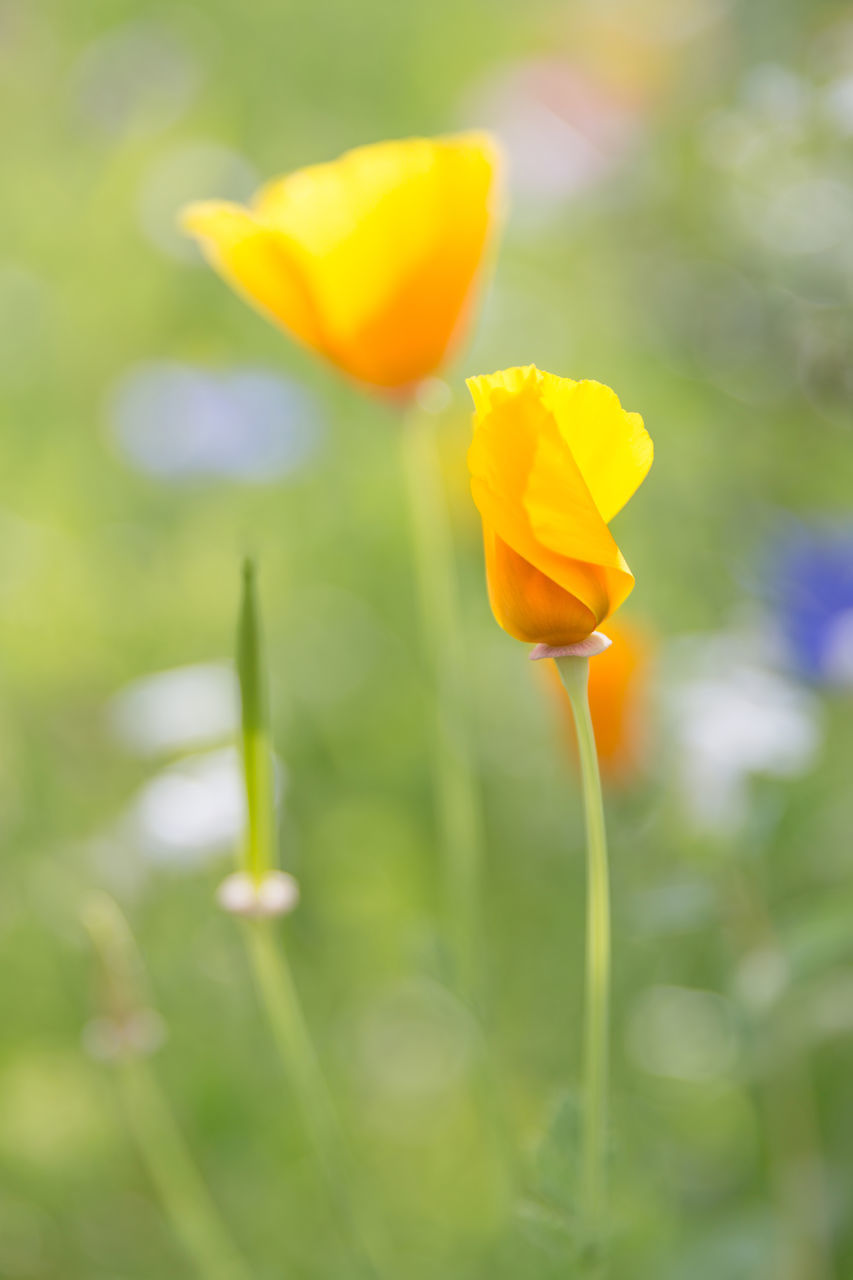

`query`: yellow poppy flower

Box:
[467,366,652,646]
[181,133,501,395]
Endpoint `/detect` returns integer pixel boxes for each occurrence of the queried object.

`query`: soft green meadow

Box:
[2,1,853,1277]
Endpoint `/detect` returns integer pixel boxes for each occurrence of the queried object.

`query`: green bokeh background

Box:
[2,0,853,1276]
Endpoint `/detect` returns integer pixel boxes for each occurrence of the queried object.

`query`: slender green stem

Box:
[235,561,337,1160]
[555,656,610,1270]
[400,408,483,1000]
[245,921,337,1177]
[237,559,275,880]
[83,896,250,1280]
[233,560,384,1276]
[245,924,385,1278]
[117,1057,252,1280]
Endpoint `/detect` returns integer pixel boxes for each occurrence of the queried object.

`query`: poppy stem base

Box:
[530,632,612,661]
[555,654,611,1272]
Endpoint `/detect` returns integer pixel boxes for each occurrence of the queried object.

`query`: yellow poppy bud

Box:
[466,366,652,646]
[181,133,501,395]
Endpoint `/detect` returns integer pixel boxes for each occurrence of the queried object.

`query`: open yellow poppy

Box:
[181,133,500,395]
[467,366,652,646]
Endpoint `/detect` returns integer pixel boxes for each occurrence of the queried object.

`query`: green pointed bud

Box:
[237,558,276,880]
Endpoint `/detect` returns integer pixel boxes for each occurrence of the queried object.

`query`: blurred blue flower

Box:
[109,362,321,483]
[768,524,853,685]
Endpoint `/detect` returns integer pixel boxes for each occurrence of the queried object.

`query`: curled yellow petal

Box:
[468,366,653,523]
[180,201,324,352]
[482,525,599,646]
[181,133,501,393]
[467,366,651,647]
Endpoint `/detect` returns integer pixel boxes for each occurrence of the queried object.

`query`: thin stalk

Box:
[237,559,275,881]
[244,921,338,1183]
[400,408,483,1001]
[555,655,610,1271]
[245,924,385,1278]
[83,896,250,1280]
[234,560,384,1276]
[117,1057,252,1280]
[235,563,332,1141]
[399,426,518,1199]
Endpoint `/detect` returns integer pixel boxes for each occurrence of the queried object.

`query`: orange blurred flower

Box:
[545,620,654,783]
[467,366,652,646]
[181,133,501,396]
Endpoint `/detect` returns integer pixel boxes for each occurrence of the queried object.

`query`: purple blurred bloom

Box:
[768,524,853,685]
[108,362,321,483]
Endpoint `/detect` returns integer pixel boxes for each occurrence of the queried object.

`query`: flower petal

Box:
[539,373,652,523]
[469,366,652,523]
[467,367,634,624]
[252,133,501,388]
[181,201,326,353]
[482,524,598,645]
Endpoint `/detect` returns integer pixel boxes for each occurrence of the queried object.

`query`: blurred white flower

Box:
[217,869,300,919]
[667,633,822,833]
[122,747,250,868]
[107,662,239,758]
[108,362,320,482]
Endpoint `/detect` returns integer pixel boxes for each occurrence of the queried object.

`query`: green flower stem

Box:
[555,655,610,1270]
[235,565,332,1154]
[400,407,483,1000]
[117,1057,252,1280]
[245,924,386,1279]
[235,560,385,1277]
[244,920,338,1180]
[237,559,275,881]
[83,897,250,1280]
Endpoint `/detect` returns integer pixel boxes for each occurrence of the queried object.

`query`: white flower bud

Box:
[217,870,300,919]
